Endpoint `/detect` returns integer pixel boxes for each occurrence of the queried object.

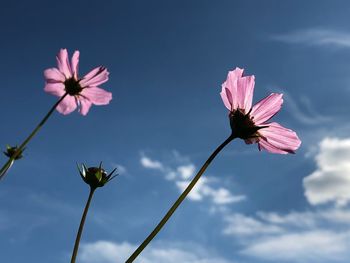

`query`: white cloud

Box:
[223,213,283,236]
[177,164,196,180]
[303,137,350,206]
[218,207,350,263]
[177,177,246,204]
[257,211,317,228]
[140,156,164,170]
[271,28,350,48]
[241,209,350,233]
[79,240,234,263]
[241,230,349,263]
[79,241,133,263]
[176,180,204,201]
[140,153,245,206]
[219,209,350,262]
[212,188,246,204]
[319,209,350,224]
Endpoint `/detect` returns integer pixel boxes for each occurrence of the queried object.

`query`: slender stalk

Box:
[71,187,96,263]
[0,160,14,180]
[0,93,68,180]
[125,135,235,263]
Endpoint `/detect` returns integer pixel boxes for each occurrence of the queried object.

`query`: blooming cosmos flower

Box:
[44,49,112,115]
[220,67,301,154]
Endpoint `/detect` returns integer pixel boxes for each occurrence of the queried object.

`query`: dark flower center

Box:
[229,109,267,139]
[64,78,83,95]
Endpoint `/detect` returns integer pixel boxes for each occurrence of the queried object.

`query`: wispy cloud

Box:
[79,240,235,263]
[110,163,127,175]
[223,213,283,236]
[257,210,317,228]
[268,87,332,126]
[271,28,350,48]
[285,93,332,125]
[241,230,349,263]
[222,208,350,262]
[140,152,246,206]
[257,209,350,227]
[0,193,75,243]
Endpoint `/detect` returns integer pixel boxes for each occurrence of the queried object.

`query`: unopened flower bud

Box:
[3,145,24,160]
[77,162,117,189]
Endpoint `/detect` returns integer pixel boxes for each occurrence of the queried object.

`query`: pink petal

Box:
[258,122,301,154]
[79,67,109,87]
[258,139,288,154]
[56,49,72,79]
[228,67,244,80]
[220,86,233,110]
[44,83,65,97]
[251,93,283,124]
[236,75,255,112]
[56,95,77,115]
[80,87,112,105]
[44,68,65,83]
[78,97,92,116]
[221,68,244,110]
[71,51,80,79]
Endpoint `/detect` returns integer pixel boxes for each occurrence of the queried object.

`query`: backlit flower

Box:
[44,49,112,115]
[220,67,301,154]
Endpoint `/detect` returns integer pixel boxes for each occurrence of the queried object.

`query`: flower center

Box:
[229,109,266,139]
[64,78,83,96]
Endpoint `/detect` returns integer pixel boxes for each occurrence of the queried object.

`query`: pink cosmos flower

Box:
[44,49,112,115]
[220,67,301,154]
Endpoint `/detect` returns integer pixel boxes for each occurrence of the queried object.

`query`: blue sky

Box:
[1,0,350,262]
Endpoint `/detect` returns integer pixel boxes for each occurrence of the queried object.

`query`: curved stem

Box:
[0,160,14,179]
[0,93,68,180]
[71,187,95,263]
[125,135,235,263]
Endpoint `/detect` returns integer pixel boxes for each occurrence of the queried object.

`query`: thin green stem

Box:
[125,135,235,263]
[0,93,68,180]
[71,187,96,263]
[0,160,14,180]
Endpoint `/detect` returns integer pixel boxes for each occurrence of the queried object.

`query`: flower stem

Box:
[71,187,96,263]
[0,93,68,180]
[0,160,14,180]
[125,135,235,263]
